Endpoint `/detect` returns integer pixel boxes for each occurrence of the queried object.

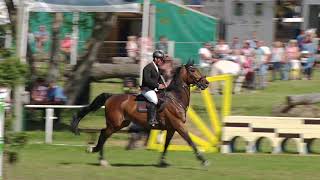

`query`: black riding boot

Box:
[147,103,158,127]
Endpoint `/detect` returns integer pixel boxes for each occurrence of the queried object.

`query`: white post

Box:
[70,12,79,65]
[139,0,150,85]
[168,41,175,57]
[4,29,12,49]
[0,101,5,179]
[45,108,54,144]
[14,0,29,132]
[301,4,309,30]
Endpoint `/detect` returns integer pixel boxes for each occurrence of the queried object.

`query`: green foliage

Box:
[5,132,28,164]
[0,56,28,87]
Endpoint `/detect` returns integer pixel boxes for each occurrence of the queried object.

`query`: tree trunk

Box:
[5,0,37,79]
[287,93,320,106]
[64,13,116,105]
[90,63,139,80]
[47,13,63,82]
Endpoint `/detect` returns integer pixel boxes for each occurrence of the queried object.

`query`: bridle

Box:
[185,65,206,89]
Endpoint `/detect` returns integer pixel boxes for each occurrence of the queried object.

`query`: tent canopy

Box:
[27,0,141,12]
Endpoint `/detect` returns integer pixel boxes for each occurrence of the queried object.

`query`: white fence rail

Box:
[24,105,105,144]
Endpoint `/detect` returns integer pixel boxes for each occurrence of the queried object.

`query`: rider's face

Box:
[155,58,164,66]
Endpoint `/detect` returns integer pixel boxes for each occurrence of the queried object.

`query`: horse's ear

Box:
[186,58,194,67]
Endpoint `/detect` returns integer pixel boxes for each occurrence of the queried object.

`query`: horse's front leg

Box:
[159,128,175,167]
[176,124,209,166]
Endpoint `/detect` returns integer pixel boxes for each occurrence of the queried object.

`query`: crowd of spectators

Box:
[30,78,67,122]
[198,30,319,93]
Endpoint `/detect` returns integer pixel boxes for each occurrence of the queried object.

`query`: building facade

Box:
[203,0,275,45]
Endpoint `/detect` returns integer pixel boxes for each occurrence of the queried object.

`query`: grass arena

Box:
[5,72,320,180]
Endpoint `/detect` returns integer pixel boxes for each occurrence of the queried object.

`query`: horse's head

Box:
[183,60,209,90]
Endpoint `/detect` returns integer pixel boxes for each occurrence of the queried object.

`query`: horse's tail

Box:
[71,93,112,135]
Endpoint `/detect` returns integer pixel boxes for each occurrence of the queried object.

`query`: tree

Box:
[5,0,37,78]
[64,13,116,105]
[5,1,117,105]
[0,57,27,88]
[46,13,63,83]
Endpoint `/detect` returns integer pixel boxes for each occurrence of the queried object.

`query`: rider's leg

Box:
[147,102,158,126]
[142,90,159,126]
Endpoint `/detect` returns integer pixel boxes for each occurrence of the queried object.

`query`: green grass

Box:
[6,144,320,180]
[7,70,320,180]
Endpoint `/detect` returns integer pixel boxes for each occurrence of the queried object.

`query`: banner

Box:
[154,1,217,64]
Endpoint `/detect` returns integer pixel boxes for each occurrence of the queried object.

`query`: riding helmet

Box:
[153,50,165,60]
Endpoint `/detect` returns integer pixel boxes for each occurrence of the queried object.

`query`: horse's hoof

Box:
[201,160,210,167]
[86,146,94,153]
[100,159,109,167]
[158,160,170,168]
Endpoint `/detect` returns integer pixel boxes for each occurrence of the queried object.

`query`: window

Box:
[234,2,244,16]
[255,3,263,16]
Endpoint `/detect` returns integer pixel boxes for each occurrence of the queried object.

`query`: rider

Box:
[141,50,166,127]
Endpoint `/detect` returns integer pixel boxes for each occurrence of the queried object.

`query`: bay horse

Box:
[71,61,210,167]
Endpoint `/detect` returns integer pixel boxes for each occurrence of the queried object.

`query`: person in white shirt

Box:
[215,39,230,58]
[254,41,271,89]
[198,42,214,76]
[126,36,139,62]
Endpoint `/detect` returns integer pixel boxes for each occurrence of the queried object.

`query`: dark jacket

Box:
[141,62,162,90]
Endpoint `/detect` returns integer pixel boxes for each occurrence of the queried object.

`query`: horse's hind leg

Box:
[91,127,113,153]
[159,128,175,167]
[176,125,209,166]
[88,120,130,165]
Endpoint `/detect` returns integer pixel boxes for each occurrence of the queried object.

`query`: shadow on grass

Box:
[58,162,207,171]
[108,163,208,171]
[24,109,73,131]
[110,163,158,167]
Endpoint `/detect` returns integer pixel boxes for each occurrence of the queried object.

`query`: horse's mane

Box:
[167,66,184,91]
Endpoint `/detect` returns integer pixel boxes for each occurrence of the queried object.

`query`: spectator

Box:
[301,51,315,80]
[248,31,258,49]
[285,40,300,80]
[159,56,177,85]
[138,36,154,62]
[30,78,48,122]
[47,81,67,123]
[271,41,285,81]
[302,33,317,55]
[254,41,271,89]
[198,42,214,76]
[31,77,48,105]
[214,39,230,58]
[126,36,139,62]
[34,25,49,52]
[60,34,72,61]
[155,35,168,54]
[123,77,138,94]
[296,29,305,50]
[47,81,67,105]
[230,49,247,93]
[210,52,241,94]
[230,37,241,50]
[241,41,255,88]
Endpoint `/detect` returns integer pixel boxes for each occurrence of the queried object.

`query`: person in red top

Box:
[60,34,72,61]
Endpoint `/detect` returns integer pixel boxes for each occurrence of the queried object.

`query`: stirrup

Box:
[149,120,159,127]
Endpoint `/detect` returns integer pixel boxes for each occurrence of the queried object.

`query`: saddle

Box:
[135,93,166,113]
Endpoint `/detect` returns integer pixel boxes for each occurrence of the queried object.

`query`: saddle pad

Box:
[137,101,148,113]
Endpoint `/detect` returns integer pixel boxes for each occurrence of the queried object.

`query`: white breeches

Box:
[142,90,158,104]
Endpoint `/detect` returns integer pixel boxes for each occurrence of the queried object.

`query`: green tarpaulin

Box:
[153,1,217,64]
[29,12,95,53]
